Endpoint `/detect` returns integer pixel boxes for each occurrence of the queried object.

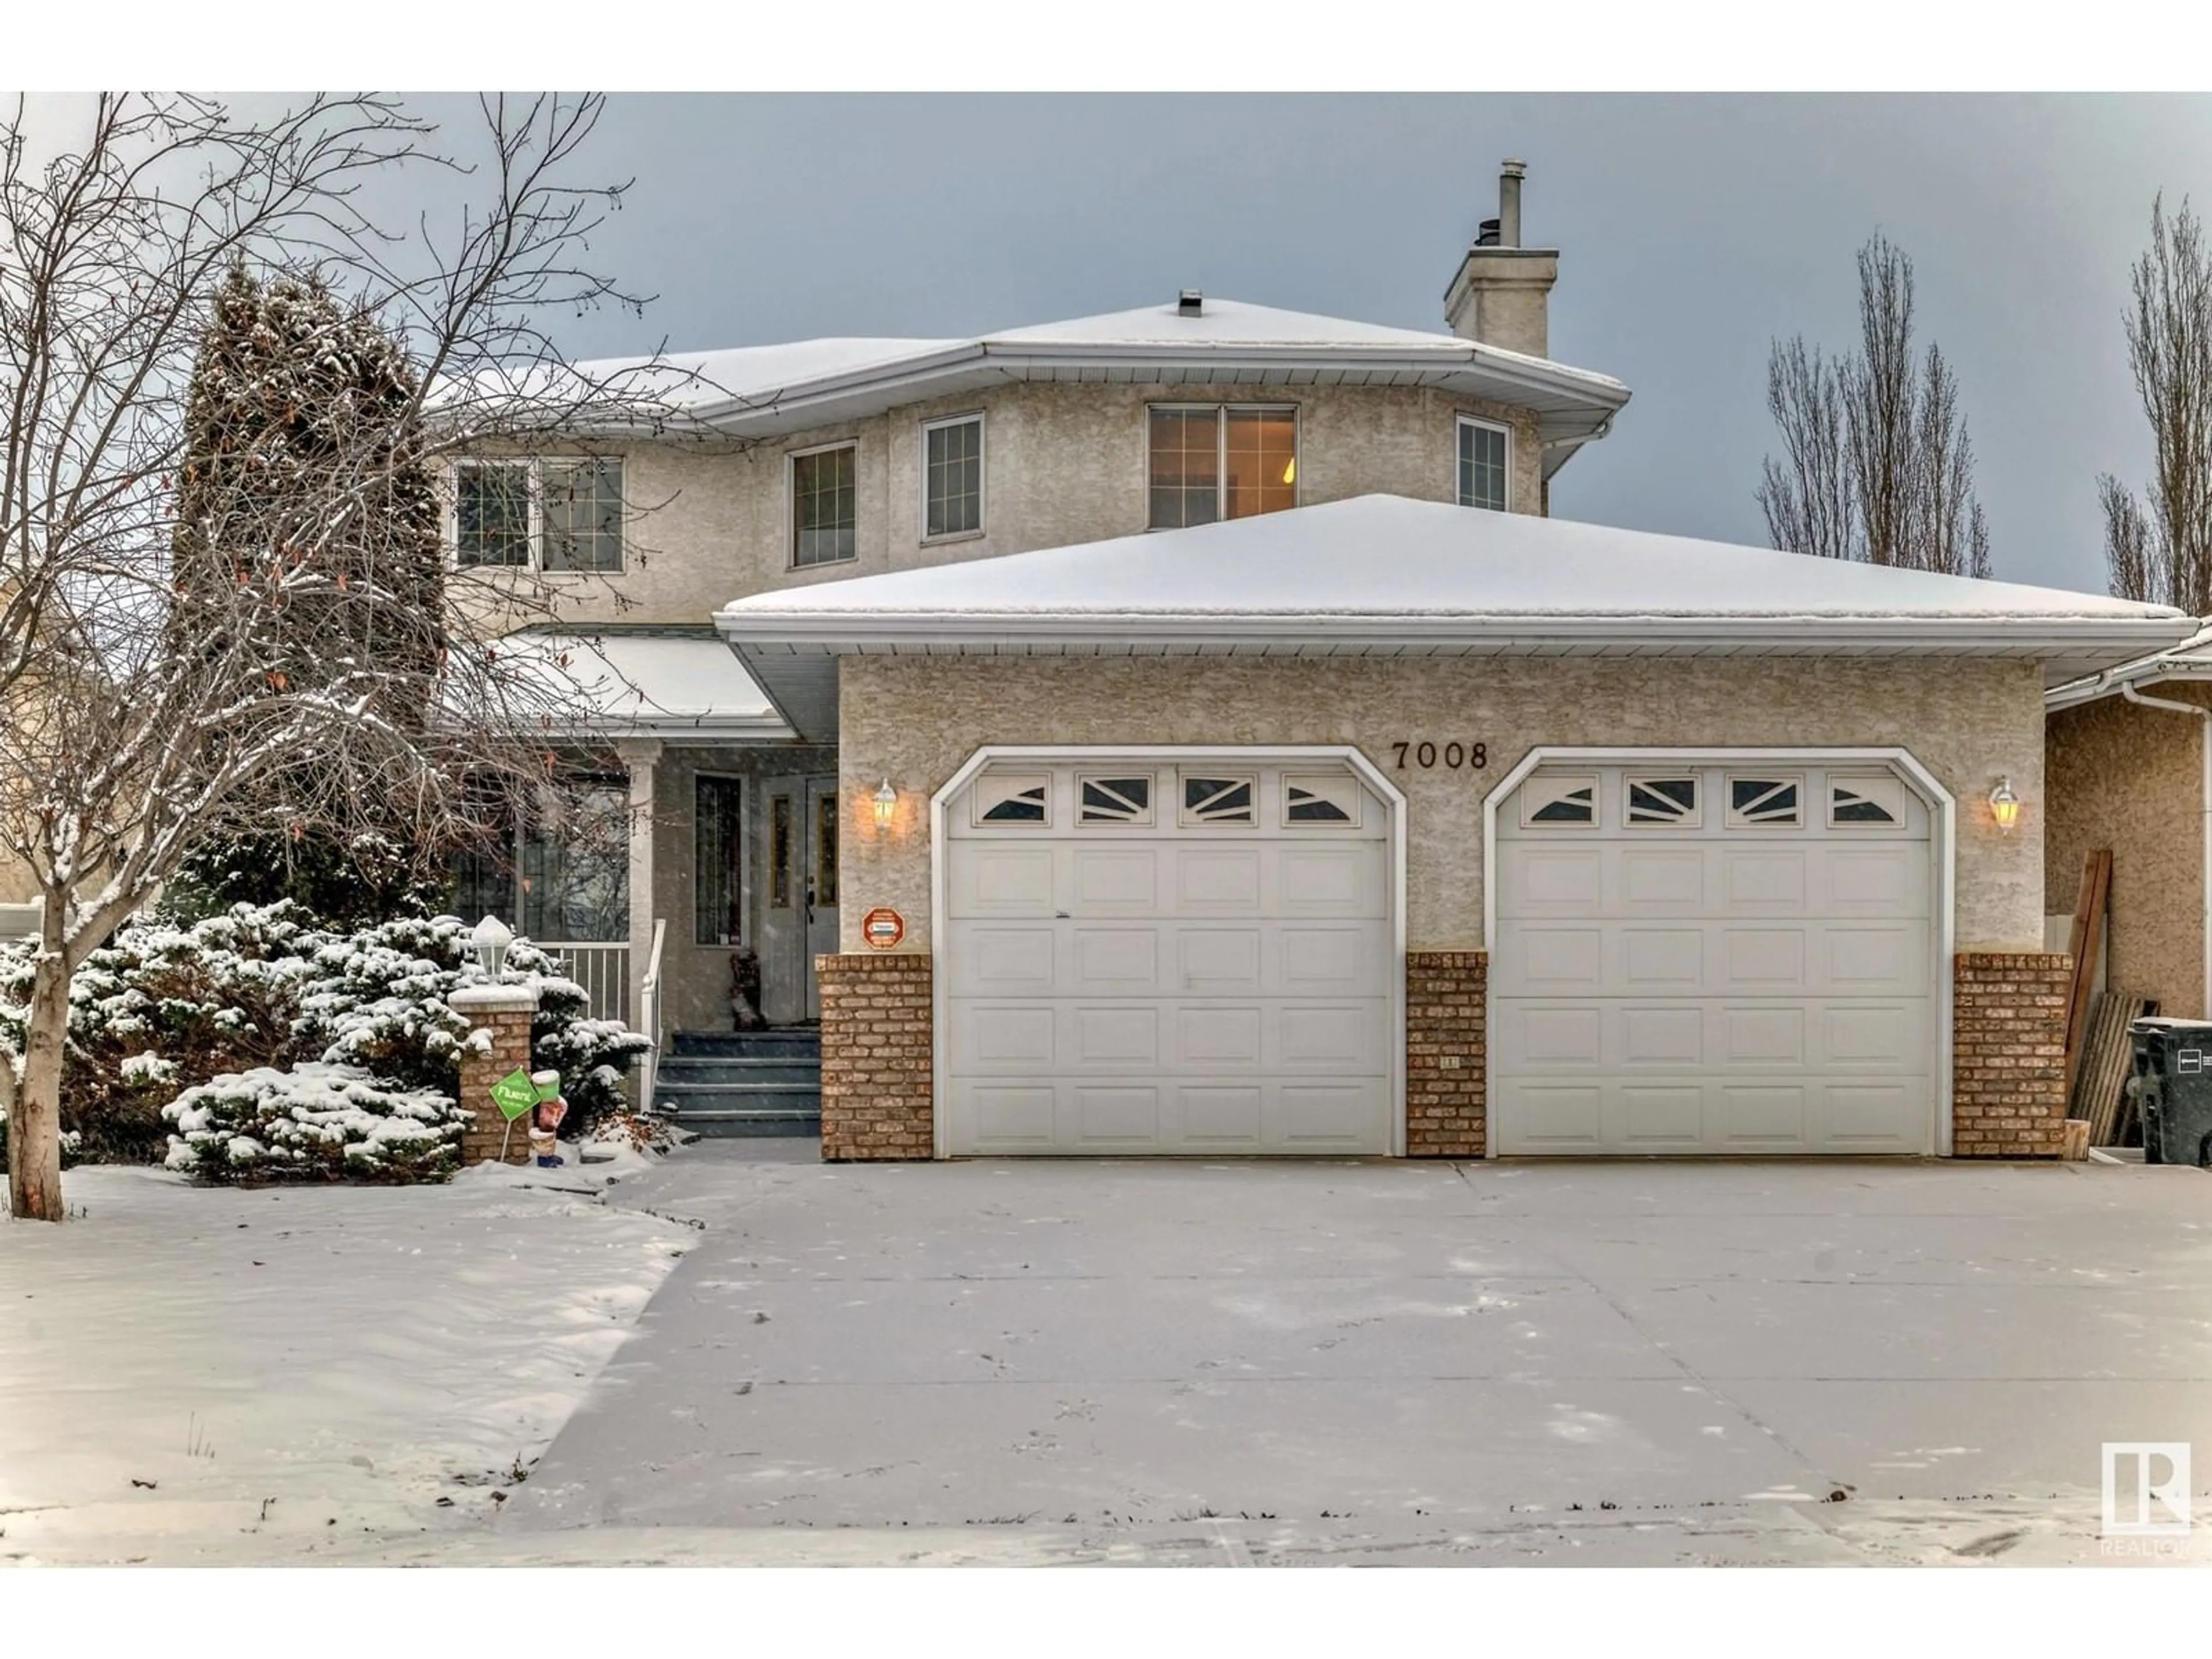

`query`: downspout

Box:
[2123,682,2212,1016]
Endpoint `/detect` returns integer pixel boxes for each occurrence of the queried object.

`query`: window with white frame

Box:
[1148,406,1297,530]
[923,414,983,539]
[1457,417,1509,512]
[791,443,858,567]
[452,459,624,571]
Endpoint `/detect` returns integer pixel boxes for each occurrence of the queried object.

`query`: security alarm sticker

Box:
[862,907,905,949]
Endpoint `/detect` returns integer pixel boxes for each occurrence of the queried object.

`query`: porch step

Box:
[655,1056,821,1085]
[669,1028,821,1060]
[655,1029,820,1138]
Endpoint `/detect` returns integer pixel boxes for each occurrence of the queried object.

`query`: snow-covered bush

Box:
[163,1063,469,1183]
[1,902,327,1163]
[297,912,649,1127]
[7,900,649,1173]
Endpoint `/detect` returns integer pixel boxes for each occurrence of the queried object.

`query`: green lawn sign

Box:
[489,1067,539,1122]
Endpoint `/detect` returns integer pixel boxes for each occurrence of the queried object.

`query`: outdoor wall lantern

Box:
[473,914,514,977]
[1989,777,2021,835]
[873,778,899,831]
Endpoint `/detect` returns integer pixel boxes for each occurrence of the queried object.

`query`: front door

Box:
[761,775,840,1023]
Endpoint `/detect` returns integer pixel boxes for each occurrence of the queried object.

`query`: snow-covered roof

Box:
[2046,619,2212,710]
[567,299,1631,479]
[715,496,2192,742]
[498,628,790,740]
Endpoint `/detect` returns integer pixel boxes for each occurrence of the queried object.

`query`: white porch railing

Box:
[638,917,667,1114]
[543,941,630,1027]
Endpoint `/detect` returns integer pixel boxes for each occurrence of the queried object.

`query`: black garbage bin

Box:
[2128,1017,2212,1168]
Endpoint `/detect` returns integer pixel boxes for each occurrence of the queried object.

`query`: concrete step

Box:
[657,1056,821,1086]
[655,1078,820,1103]
[670,1028,822,1060]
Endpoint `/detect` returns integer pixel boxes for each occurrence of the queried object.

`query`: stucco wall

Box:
[836,654,2047,955]
[2046,685,2206,1018]
[527,381,1544,627]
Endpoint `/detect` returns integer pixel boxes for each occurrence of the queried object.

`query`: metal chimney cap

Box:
[1177,289,1203,316]
[1501,158,1528,177]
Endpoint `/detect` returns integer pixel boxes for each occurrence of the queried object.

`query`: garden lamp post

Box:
[473,914,513,978]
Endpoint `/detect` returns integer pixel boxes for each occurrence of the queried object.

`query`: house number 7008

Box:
[1391,741,1487,771]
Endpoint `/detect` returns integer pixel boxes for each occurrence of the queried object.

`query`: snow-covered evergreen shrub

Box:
[162,1063,469,1183]
[2,902,326,1162]
[16,900,647,1173]
[299,912,648,1127]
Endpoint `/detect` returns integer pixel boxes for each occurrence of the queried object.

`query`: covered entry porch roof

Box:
[499,624,794,742]
[713,495,2195,743]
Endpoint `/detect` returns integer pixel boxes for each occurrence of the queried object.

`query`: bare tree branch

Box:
[1758,232,1994,577]
[2103,472,2162,603]
[2108,195,2212,611]
[0,92,701,1221]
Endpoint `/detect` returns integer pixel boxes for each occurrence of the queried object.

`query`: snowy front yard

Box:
[0,1159,694,1565]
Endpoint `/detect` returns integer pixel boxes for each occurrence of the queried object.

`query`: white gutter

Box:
[716,608,2188,657]
[2047,653,2212,711]
[2122,681,2212,1015]
[681,341,1632,431]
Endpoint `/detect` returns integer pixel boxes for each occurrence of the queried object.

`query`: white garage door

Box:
[942,759,1395,1155]
[1493,762,1936,1156]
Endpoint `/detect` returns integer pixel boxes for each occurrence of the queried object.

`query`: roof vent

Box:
[1177,289,1203,317]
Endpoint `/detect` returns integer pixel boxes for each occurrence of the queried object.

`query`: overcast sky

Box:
[40,92,2212,596]
[471,92,2204,597]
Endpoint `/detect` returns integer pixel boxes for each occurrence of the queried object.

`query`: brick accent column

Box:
[1407,950,1487,1157]
[1952,952,2070,1158]
[448,984,540,1166]
[818,953,933,1161]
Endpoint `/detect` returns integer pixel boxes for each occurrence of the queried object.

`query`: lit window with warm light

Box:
[1147,405,1297,529]
[1457,416,1510,512]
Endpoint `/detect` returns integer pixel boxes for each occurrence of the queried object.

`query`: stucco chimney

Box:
[1443,158,1558,358]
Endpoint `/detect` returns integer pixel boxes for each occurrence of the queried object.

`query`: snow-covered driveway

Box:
[0,1162,694,1565]
[9,1150,2209,1566]
[477,1147,2212,1567]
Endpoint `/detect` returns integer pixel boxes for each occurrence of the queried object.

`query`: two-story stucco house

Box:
[459,163,2192,1163]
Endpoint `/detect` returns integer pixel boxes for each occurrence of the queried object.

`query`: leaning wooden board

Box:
[2066,988,2158,1146]
[2061,850,2112,1100]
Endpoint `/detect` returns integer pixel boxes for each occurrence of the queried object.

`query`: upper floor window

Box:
[1148,405,1296,531]
[923,414,984,540]
[1457,416,1510,513]
[791,443,857,568]
[453,458,624,572]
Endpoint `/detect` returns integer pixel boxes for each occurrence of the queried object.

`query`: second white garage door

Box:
[941,758,1396,1156]
[1493,761,1937,1156]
